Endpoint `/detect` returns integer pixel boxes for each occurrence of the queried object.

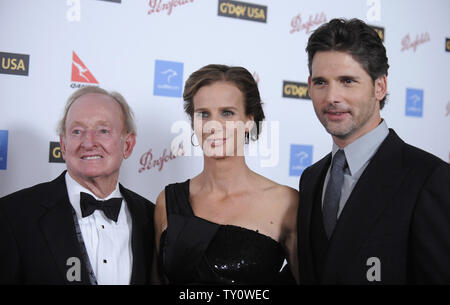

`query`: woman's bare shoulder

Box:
[252,173,299,207]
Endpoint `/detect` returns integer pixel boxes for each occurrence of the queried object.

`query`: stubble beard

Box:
[321,98,378,142]
[322,118,358,140]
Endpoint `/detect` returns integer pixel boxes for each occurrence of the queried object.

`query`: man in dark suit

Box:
[298,18,450,284]
[0,86,155,284]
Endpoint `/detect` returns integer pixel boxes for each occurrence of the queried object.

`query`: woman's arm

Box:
[281,187,300,284]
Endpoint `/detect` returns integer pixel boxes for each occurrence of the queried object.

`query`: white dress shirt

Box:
[322,119,390,218]
[65,172,133,285]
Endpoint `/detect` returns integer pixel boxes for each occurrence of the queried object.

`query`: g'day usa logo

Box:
[283,81,310,100]
[289,144,313,176]
[153,60,183,98]
[369,25,385,42]
[218,0,267,23]
[0,52,30,76]
[405,88,424,117]
[49,142,65,163]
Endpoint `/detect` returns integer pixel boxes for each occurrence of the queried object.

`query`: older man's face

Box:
[60,93,135,185]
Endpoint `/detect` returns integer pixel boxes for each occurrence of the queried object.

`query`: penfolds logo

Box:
[401,32,430,52]
[148,0,194,16]
[290,12,326,34]
[138,142,184,173]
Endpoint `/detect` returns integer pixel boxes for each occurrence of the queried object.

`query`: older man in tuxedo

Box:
[0,86,154,284]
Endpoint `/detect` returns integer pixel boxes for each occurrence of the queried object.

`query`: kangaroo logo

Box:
[153,60,183,97]
[296,151,309,166]
[409,94,421,106]
[161,69,177,83]
[289,144,313,176]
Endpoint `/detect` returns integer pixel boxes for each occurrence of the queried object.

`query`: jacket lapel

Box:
[321,130,409,283]
[298,153,331,284]
[120,185,151,285]
[39,172,91,285]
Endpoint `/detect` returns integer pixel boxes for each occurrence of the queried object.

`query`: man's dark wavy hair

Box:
[306,18,389,109]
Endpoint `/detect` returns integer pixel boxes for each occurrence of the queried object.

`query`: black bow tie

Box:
[80,192,122,222]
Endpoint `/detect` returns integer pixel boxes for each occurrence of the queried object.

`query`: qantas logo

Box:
[71,51,98,84]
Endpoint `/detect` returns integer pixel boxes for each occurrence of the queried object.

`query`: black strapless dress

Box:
[158,180,286,284]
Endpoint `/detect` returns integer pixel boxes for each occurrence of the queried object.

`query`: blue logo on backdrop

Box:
[0,130,8,170]
[153,60,183,97]
[289,144,313,176]
[405,88,424,117]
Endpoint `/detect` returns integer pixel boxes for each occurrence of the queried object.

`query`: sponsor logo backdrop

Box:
[0,131,8,170]
[0,0,449,199]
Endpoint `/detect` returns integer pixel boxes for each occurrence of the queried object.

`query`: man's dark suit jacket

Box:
[0,171,155,284]
[297,129,450,284]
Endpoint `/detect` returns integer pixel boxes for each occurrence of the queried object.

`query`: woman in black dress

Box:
[153,64,299,284]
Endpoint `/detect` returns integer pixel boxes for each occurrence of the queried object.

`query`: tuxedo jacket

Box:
[297,129,450,284]
[0,171,155,284]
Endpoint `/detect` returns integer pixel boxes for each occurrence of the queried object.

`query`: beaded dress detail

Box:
[159,180,285,284]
